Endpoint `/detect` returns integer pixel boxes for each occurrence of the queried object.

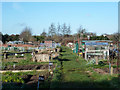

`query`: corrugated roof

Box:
[82,40,112,43]
[85,42,108,46]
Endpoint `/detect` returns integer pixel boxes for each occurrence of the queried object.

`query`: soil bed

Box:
[20,72,50,88]
[2,72,51,89]
[93,68,120,74]
[1,64,55,70]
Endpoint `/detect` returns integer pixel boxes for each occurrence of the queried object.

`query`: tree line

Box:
[1,22,118,45]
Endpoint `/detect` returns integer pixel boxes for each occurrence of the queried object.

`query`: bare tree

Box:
[67,25,71,35]
[112,33,120,42]
[19,27,33,42]
[77,25,87,38]
[48,23,56,37]
[77,25,83,37]
[61,23,67,36]
[57,23,61,36]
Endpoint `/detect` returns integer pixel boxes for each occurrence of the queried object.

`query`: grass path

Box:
[59,46,94,88]
[50,46,120,88]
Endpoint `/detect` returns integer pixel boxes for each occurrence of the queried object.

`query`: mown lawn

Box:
[50,46,120,89]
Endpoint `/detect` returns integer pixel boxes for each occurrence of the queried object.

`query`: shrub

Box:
[98,61,105,66]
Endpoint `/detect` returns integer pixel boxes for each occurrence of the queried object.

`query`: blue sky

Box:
[2,2,118,35]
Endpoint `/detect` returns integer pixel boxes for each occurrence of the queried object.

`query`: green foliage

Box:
[9,34,19,41]
[16,56,24,58]
[90,35,109,40]
[2,72,24,83]
[98,61,105,66]
[33,35,45,42]
[2,34,9,44]
[2,34,20,44]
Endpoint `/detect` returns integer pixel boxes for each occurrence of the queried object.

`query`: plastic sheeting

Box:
[85,42,108,46]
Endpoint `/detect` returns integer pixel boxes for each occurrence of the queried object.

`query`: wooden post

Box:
[111,67,113,75]
[4,53,7,59]
[95,56,98,65]
[32,52,37,62]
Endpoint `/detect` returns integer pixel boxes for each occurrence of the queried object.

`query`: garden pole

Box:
[37,75,40,90]
[109,62,111,75]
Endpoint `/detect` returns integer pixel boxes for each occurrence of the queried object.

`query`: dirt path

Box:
[0,69,47,73]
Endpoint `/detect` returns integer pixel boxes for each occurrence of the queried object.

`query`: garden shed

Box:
[83,40,111,61]
[32,53,50,62]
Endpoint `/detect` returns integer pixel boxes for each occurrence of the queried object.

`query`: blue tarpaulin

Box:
[85,42,108,46]
[40,43,45,45]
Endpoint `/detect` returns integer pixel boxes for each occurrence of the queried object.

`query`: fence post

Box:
[111,67,113,75]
